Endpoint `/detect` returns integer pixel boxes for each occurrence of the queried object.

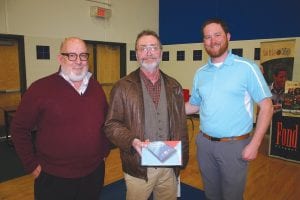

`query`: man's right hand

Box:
[132,138,143,156]
[132,138,149,156]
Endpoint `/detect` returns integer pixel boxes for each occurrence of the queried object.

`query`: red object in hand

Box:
[183,89,190,102]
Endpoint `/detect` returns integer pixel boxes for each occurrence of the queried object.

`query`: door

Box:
[0,38,21,128]
[86,41,126,102]
[97,44,120,101]
[87,43,95,74]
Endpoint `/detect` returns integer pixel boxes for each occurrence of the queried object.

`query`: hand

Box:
[242,144,258,161]
[132,138,149,156]
[32,165,42,179]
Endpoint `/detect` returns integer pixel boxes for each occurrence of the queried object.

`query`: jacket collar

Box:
[127,68,170,84]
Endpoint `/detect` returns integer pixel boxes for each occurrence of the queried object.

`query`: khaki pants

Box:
[124,168,177,200]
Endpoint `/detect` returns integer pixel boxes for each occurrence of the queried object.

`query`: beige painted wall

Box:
[1,0,299,90]
[128,37,300,91]
[0,0,6,33]
[23,36,300,89]
[1,0,158,43]
[24,36,62,85]
[0,0,158,85]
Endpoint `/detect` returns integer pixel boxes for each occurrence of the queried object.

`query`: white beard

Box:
[61,67,88,82]
[140,59,161,72]
[68,70,87,81]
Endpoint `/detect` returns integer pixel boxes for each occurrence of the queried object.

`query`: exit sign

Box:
[90,6,111,18]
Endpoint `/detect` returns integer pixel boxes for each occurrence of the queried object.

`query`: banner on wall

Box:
[260,39,295,112]
[269,113,300,163]
[260,40,300,162]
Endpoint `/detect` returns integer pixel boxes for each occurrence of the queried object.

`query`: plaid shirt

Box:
[140,70,161,108]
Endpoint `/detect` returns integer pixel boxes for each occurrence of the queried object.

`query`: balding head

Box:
[60,37,87,53]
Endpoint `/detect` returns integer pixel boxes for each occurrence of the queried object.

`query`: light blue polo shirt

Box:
[189,51,272,138]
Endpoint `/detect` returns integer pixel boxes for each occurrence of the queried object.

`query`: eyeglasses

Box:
[137,45,161,53]
[61,53,89,61]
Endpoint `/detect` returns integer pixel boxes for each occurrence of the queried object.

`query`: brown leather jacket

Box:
[104,68,189,180]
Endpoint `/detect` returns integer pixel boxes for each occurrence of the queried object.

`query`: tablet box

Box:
[141,141,182,166]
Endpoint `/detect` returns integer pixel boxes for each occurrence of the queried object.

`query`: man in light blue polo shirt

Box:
[185,18,273,200]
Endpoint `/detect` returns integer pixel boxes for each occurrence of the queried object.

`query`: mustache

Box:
[141,57,161,64]
[142,56,159,60]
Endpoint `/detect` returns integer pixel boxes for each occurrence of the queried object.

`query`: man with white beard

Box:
[11,37,110,200]
[104,30,189,200]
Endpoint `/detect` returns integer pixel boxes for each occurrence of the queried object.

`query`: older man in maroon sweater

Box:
[11,37,110,200]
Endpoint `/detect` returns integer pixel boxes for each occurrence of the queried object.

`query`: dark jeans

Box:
[34,161,105,200]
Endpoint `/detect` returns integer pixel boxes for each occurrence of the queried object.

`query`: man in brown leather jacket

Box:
[104,30,189,200]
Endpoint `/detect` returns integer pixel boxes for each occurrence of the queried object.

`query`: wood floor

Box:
[0,119,299,200]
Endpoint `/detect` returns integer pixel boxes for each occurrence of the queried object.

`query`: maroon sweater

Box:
[11,73,110,178]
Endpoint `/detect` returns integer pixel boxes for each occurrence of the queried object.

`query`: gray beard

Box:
[140,59,161,71]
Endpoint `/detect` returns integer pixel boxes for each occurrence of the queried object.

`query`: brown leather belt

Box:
[203,132,250,142]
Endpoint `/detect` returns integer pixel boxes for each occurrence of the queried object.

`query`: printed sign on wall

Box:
[261,40,300,163]
[269,113,300,163]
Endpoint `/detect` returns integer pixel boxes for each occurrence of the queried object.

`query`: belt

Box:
[202,132,250,142]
